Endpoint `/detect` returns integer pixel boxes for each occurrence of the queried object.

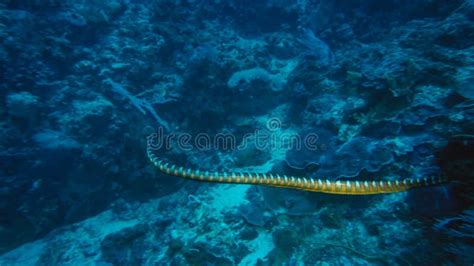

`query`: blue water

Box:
[1,0,473,265]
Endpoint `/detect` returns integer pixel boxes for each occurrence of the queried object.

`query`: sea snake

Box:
[147,145,447,195]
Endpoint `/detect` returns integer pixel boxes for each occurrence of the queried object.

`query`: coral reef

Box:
[1,0,473,264]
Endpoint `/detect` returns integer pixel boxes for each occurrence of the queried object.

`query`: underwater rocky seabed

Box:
[0,0,473,264]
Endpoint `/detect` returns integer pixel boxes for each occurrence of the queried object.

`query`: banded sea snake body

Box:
[147,145,448,195]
